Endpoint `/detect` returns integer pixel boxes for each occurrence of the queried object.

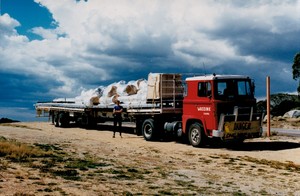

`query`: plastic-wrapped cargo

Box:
[90,96,100,105]
[53,73,183,107]
[68,78,147,107]
[146,73,184,103]
[124,84,138,95]
[72,87,104,106]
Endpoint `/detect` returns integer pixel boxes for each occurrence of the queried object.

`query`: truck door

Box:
[196,82,214,130]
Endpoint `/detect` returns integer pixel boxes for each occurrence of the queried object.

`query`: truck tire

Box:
[54,113,59,127]
[56,112,69,128]
[188,122,205,147]
[87,116,97,129]
[80,113,97,129]
[51,112,55,125]
[135,118,143,136]
[58,113,63,127]
[142,119,156,141]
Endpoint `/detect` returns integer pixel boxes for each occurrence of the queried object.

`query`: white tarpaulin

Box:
[54,78,149,107]
[283,110,300,118]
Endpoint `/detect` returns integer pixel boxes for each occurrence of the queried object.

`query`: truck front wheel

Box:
[142,119,156,141]
[189,122,205,147]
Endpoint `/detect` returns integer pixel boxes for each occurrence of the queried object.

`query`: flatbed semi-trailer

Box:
[35,73,263,147]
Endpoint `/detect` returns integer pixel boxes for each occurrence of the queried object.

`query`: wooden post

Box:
[266,76,271,137]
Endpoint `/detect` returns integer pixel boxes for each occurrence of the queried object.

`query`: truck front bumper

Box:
[212,130,224,138]
[212,124,262,140]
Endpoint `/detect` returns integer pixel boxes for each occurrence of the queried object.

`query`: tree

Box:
[292,52,300,95]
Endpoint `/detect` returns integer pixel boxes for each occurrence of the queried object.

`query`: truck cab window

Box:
[198,82,211,97]
[223,81,235,98]
[215,79,253,100]
[237,81,251,96]
[216,82,227,96]
[216,81,235,99]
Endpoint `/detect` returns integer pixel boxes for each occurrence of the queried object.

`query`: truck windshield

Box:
[215,79,253,100]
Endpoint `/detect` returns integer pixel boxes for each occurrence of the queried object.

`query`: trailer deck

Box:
[35,100,183,116]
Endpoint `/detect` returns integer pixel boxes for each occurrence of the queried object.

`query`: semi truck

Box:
[35,73,263,147]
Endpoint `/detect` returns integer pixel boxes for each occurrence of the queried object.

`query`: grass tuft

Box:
[243,156,300,172]
[0,138,51,161]
[52,169,80,180]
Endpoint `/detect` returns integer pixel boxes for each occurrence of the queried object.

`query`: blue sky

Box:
[0,0,299,121]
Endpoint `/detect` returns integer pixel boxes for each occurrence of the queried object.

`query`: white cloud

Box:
[0,13,20,34]
[0,0,299,100]
[0,14,29,47]
[30,27,62,39]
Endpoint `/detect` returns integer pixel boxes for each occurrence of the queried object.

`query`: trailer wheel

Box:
[79,113,97,129]
[135,118,143,136]
[54,113,59,127]
[51,111,55,125]
[188,122,205,147]
[87,116,97,129]
[58,113,63,127]
[56,112,69,128]
[142,119,156,141]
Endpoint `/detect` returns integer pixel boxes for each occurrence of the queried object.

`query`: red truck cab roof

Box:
[186,74,250,81]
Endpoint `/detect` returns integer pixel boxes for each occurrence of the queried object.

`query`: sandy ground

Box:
[0,121,300,195]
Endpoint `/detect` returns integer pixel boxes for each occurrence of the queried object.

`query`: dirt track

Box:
[0,122,300,195]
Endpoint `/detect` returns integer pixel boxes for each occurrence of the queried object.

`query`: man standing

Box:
[113,100,123,138]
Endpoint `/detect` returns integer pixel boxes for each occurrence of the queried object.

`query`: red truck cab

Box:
[182,74,262,147]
